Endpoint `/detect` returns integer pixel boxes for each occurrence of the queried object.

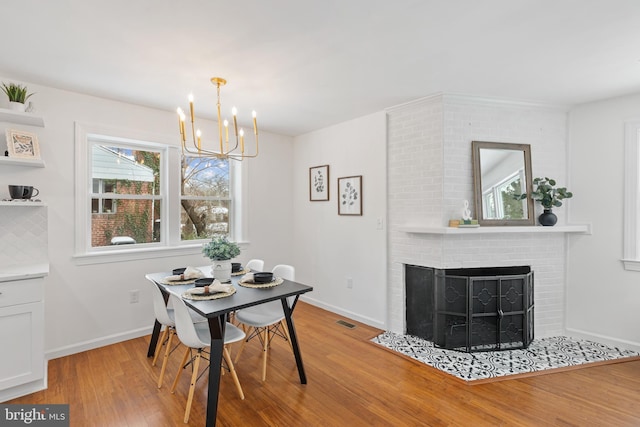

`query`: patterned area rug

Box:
[371,332,640,383]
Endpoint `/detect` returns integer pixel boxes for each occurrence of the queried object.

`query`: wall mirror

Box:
[471,141,534,226]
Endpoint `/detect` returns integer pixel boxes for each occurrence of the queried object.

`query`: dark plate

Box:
[194,277,214,287]
[232,262,242,272]
[172,267,186,275]
[253,272,273,283]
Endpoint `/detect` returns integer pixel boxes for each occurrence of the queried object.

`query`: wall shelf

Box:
[0,156,45,168]
[398,224,591,235]
[0,201,46,207]
[0,108,45,127]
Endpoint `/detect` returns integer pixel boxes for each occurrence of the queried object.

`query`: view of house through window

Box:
[91,145,161,247]
[180,156,231,240]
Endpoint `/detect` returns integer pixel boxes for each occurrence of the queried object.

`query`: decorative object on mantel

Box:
[5,129,40,159]
[1,82,34,112]
[458,200,479,227]
[515,177,573,226]
[309,164,330,201]
[338,175,362,216]
[202,235,241,283]
[177,76,258,162]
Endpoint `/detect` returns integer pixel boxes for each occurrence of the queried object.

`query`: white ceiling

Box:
[2,1,640,136]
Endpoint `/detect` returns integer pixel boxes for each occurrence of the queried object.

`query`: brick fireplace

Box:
[385,94,573,338]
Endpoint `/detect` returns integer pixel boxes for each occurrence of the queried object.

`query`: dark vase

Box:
[539,209,557,226]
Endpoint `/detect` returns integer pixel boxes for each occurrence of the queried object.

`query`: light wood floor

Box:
[9,302,640,426]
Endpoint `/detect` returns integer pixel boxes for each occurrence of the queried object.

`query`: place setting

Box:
[159,266,204,285]
[231,262,251,276]
[182,277,237,300]
[238,271,284,289]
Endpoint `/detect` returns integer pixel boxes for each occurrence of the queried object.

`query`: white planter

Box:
[211,259,232,283]
[8,101,26,112]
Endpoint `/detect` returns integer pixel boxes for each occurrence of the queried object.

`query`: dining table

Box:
[145,265,313,427]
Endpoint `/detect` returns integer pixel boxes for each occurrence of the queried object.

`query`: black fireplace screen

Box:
[406,265,534,352]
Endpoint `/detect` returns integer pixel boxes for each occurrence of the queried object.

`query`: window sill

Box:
[622,259,640,272]
[74,244,203,266]
[73,241,250,265]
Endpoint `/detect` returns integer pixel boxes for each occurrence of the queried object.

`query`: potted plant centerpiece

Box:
[1,82,34,112]
[202,235,241,282]
[516,177,573,226]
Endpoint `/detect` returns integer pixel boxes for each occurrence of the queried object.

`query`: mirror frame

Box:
[471,141,535,226]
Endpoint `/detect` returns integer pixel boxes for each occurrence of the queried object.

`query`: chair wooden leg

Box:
[157,328,175,388]
[152,326,168,367]
[171,347,191,394]
[223,347,244,400]
[183,351,201,423]
[261,327,269,381]
[234,327,252,364]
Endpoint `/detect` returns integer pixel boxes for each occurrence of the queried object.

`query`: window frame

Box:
[74,122,246,265]
[623,120,640,271]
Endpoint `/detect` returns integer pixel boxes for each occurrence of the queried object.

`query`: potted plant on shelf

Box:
[1,82,35,112]
[202,235,241,282]
[516,177,573,226]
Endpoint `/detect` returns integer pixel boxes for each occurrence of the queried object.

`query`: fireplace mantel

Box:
[398,224,591,235]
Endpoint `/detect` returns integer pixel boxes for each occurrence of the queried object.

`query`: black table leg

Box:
[281,297,307,384]
[147,319,162,358]
[205,315,226,427]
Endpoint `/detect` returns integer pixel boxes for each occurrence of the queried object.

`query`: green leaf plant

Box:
[1,82,35,103]
[515,177,573,210]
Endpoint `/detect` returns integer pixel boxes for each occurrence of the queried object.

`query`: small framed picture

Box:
[309,165,330,201]
[6,129,40,159]
[338,175,362,216]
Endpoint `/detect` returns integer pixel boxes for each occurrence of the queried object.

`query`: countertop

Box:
[0,264,49,283]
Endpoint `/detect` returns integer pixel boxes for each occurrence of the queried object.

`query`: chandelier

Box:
[177,77,258,161]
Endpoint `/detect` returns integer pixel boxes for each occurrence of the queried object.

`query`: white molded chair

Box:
[169,294,245,423]
[234,264,295,381]
[145,275,206,389]
[245,259,264,271]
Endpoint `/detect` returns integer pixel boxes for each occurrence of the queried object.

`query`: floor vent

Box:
[336,319,356,329]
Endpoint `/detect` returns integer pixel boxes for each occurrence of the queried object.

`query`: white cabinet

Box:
[0,277,45,401]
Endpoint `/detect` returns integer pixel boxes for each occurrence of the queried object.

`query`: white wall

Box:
[567,92,640,350]
[0,76,294,358]
[292,112,387,328]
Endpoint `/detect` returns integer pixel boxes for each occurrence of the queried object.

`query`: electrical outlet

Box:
[346,277,353,289]
[129,290,140,304]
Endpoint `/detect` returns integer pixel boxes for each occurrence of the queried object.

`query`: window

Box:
[74,122,244,264]
[89,144,161,247]
[180,156,231,240]
[623,120,640,271]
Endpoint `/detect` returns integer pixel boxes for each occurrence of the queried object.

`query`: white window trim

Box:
[73,122,247,265]
[623,120,640,271]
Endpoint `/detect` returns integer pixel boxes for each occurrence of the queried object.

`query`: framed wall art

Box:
[309,164,330,201]
[338,175,362,216]
[6,129,41,159]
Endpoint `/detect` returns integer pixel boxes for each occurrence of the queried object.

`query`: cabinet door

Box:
[0,301,44,391]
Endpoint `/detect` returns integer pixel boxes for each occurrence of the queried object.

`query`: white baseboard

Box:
[0,378,47,403]
[45,326,153,360]
[565,327,640,352]
[300,295,386,330]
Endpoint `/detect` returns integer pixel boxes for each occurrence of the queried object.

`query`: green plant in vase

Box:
[515,177,573,226]
[1,82,34,111]
[203,236,241,282]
